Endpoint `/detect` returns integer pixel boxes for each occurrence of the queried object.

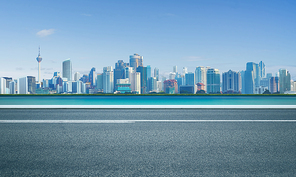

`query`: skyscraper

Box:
[18,77,28,94]
[259,61,265,78]
[207,68,220,94]
[182,67,188,75]
[103,66,114,93]
[62,59,72,81]
[185,72,195,86]
[130,72,141,94]
[114,60,128,89]
[244,62,258,94]
[147,65,151,79]
[9,81,16,94]
[129,54,143,70]
[269,76,279,93]
[195,66,207,87]
[89,67,96,87]
[74,72,80,81]
[154,68,159,81]
[279,69,291,93]
[0,78,6,94]
[27,76,36,94]
[222,70,241,94]
[96,73,103,91]
[136,66,147,94]
[147,77,157,92]
[36,47,42,83]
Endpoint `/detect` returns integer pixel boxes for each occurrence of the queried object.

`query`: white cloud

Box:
[36,29,55,37]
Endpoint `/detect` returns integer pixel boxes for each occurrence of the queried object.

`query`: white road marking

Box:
[0,120,296,123]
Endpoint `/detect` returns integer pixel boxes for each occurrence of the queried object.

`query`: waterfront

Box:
[1,109,296,176]
[1,95,296,106]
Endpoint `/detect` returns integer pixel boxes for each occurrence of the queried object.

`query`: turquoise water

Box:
[0,95,296,105]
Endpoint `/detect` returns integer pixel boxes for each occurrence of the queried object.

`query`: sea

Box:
[0,96,296,176]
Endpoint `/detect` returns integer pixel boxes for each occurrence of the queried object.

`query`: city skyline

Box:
[0,0,295,80]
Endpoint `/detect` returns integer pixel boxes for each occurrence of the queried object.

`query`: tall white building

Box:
[0,78,6,94]
[103,66,114,93]
[195,66,207,91]
[182,67,188,75]
[62,59,72,81]
[18,77,28,94]
[131,72,141,94]
[169,72,176,80]
[156,81,162,93]
[74,72,80,81]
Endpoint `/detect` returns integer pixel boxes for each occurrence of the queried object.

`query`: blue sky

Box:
[1,0,295,80]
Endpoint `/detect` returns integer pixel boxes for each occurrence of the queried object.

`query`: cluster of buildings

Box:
[0,50,295,94]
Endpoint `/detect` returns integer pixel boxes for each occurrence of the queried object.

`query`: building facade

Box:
[207,68,220,94]
[222,70,241,94]
[279,69,291,93]
[62,59,72,81]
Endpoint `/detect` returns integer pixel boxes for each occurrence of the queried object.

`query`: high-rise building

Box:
[195,66,207,87]
[147,77,157,92]
[169,72,176,80]
[72,81,82,94]
[147,65,151,79]
[279,69,291,93]
[74,72,80,81]
[154,68,159,81]
[62,59,72,81]
[36,47,42,83]
[103,66,114,93]
[131,72,141,94]
[89,67,96,87]
[18,77,28,94]
[185,72,195,86]
[3,77,12,89]
[0,78,6,94]
[136,66,147,94]
[259,61,265,78]
[27,76,36,94]
[96,74,103,91]
[156,81,162,93]
[182,67,188,75]
[207,68,220,94]
[114,60,128,90]
[222,70,241,94]
[163,79,178,94]
[244,62,260,94]
[9,81,16,94]
[269,76,279,93]
[129,54,143,70]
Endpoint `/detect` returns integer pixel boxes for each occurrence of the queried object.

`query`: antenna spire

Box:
[38,46,40,56]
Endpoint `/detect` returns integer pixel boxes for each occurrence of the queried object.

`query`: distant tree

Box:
[196,90,206,94]
[263,90,271,94]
